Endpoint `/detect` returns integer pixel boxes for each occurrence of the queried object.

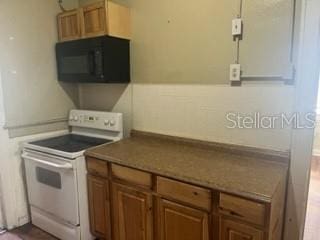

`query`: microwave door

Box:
[57,49,104,83]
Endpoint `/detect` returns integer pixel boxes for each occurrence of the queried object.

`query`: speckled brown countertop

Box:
[85,131,289,203]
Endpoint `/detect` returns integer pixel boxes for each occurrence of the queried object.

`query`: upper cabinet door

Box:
[221,219,264,240]
[157,199,210,240]
[81,1,107,38]
[107,1,131,40]
[57,9,81,42]
[239,0,294,78]
[112,183,153,240]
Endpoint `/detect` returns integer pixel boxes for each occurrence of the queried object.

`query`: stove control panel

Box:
[69,110,123,132]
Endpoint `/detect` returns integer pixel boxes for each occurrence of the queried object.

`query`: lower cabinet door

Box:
[112,183,153,240]
[221,218,264,240]
[87,175,111,239]
[157,198,209,240]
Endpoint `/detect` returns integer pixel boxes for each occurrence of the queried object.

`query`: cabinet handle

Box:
[218,206,244,218]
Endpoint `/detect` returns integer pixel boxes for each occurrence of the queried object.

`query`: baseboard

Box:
[18,215,30,227]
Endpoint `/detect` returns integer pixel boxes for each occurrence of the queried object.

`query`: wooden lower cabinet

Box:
[157,198,210,240]
[220,218,264,240]
[86,159,286,240]
[112,183,153,240]
[87,175,111,239]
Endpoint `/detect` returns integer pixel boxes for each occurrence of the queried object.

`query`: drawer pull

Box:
[219,206,244,218]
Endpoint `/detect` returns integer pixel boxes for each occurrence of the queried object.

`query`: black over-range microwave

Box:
[56,36,130,83]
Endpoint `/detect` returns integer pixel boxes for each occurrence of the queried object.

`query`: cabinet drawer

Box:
[156,176,211,211]
[111,164,152,189]
[86,157,108,178]
[219,193,266,226]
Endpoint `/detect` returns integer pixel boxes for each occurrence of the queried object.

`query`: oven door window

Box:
[36,167,62,189]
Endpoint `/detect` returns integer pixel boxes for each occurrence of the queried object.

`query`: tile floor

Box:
[0,224,57,240]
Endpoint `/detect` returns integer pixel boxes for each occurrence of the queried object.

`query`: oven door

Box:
[23,151,79,225]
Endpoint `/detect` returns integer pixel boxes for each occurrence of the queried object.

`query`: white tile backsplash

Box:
[133,84,295,151]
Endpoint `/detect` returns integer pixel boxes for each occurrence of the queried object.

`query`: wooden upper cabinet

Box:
[107,1,131,40]
[57,9,81,42]
[87,175,111,239]
[157,199,209,240]
[81,1,107,38]
[57,1,130,42]
[221,219,264,240]
[112,183,153,240]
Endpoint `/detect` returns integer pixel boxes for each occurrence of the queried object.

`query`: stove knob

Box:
[74,116,79,121]
[110,120,116,126]
[104,120,110,126]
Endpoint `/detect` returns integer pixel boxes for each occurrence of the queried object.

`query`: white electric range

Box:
[22,110,123,240]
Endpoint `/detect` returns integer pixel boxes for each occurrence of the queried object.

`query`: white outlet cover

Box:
[232,18,242,36]
[230,64,241,81]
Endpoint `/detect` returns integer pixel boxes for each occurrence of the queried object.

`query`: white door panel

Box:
[239,0,294,77]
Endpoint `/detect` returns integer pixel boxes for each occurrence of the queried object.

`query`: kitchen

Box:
[0,0,319,240]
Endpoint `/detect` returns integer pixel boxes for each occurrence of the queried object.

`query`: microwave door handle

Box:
[22,154,73,170]
[88,51,96,75]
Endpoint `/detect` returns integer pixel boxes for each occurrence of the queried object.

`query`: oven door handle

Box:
[22,154,73,170]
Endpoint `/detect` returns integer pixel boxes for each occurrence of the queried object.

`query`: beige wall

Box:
[0,0,78,133]
[62,0,79,10]
[128,0,293,84]
[79,84,132,137]
[313,120,320,155]
[129,0,236,84]
[0,0,78,229]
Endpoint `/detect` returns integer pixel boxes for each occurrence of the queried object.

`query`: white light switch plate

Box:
[230,64,241,81]
[232,18,242,36]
